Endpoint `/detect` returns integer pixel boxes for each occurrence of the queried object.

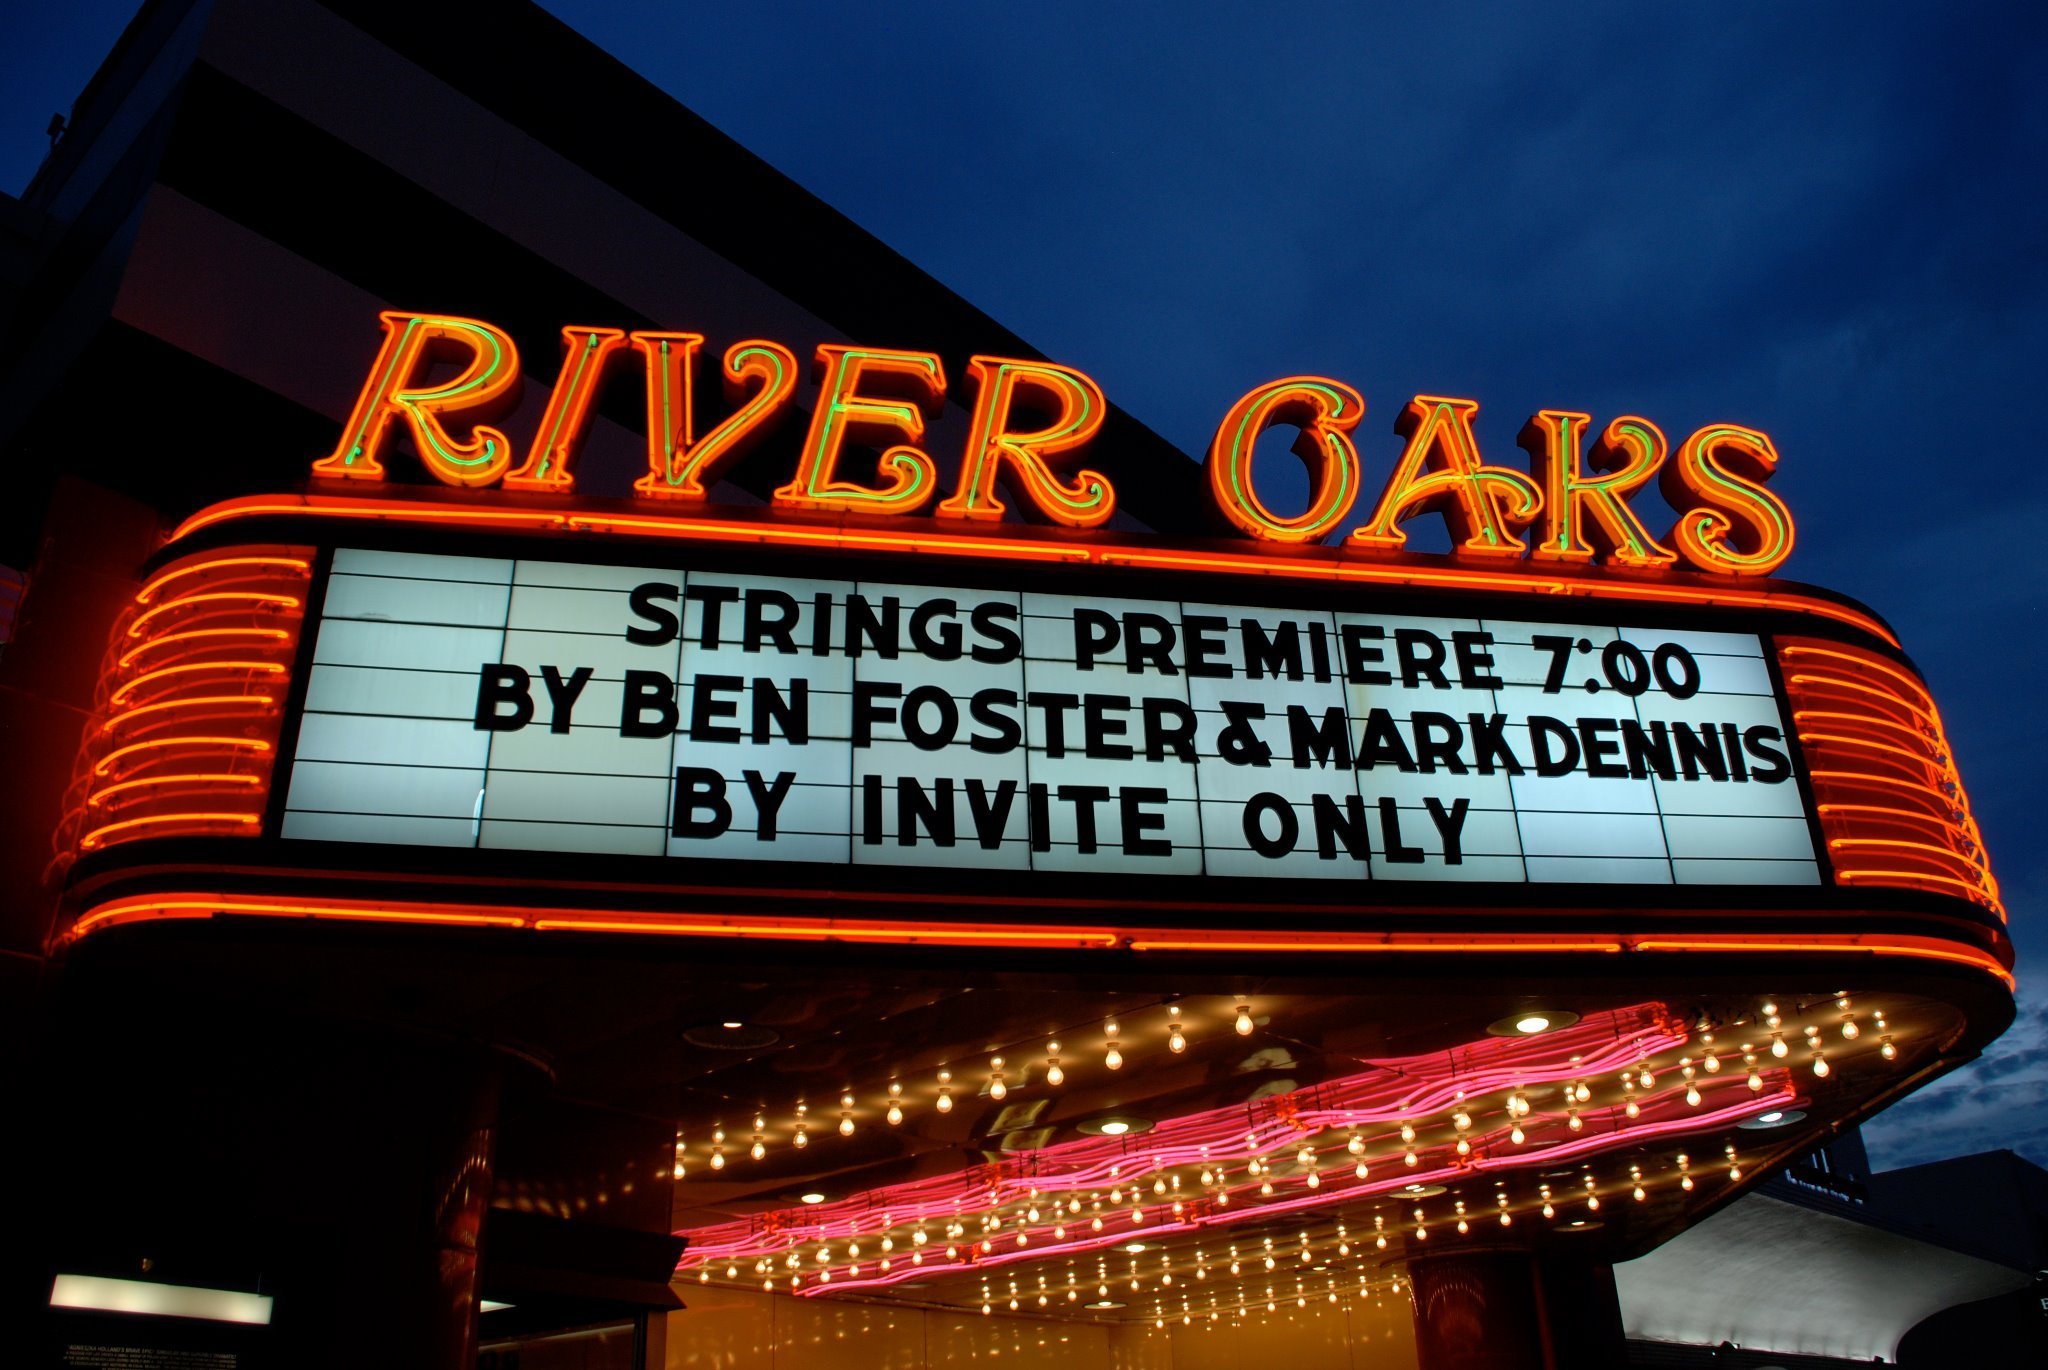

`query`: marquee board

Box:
[276,547,1822,889]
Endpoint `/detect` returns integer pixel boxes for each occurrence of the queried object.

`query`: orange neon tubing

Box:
[61,893,2016,989]
[1124,935,1627,953]
[1818,805,1975,846]
[1786,673,1937,724]
[1832,870,1998,901]
[135,555,311,604]
[1780,645,1937,710]
[86,772,263,807]
[1626,934,2011,987]
[92,736,274,777]
[77,812,262,851]
[117,627,293,670]
[1806,769,1957,808]
[165,493,1902,646]
[108,660,287,707]
[1793,710,1935,747]
[97,695,276,735]
[127,591,303,640]
[1798,732,1946,772]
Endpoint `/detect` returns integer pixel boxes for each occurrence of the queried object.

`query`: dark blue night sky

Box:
[6,2,2043,1168]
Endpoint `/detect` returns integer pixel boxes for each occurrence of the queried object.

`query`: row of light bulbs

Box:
[678,996,1893,1175]
[679,1002,1258,1174]
[691,1141,1746,1295]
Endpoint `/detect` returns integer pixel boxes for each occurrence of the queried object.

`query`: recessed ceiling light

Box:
[1086,1300,1125,1310]
[1486,1010,1580,1037]
[1078,1115,1154,1137]
[1099,1121,1129,1135]
[682,1022,779,1049]
[799,1192,827,1205]
[1400,1183,1447,1198]
[1123,1243,1148,1254]
[1738,1108,1807,1131]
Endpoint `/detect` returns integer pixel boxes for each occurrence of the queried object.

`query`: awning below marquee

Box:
[1616,1191,2027,1362]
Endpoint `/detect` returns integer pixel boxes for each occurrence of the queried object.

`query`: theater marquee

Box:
[53,309,2004,975]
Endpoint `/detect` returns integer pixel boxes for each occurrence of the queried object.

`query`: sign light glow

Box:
[310,312,1797,576]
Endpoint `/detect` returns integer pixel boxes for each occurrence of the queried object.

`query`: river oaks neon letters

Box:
[313,311,1796,576]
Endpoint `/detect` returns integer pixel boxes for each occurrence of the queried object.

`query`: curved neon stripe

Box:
[163,495,1902,646]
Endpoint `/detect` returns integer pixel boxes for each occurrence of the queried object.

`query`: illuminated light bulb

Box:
[1230,1003,1256,1037]
[1838,995,1852,1010]
[1153,1178,1166,1197]
[1625,1099,1641,1120]
[1637,1068,1655,1090]
[1306,1170,1320,1190]
[710,1147,725,1170]
[1633,1185,1647,1202]
[1456,1219,1469,1234]
[1404,1149,1419,1167]
[1587,1195,1600,1212]
[793,1125,808,1149]
[751,1139,766,1161]
[1681,1175,1695,1191]
[1399,1124,1416,1145]
[1105,1045,1123,1071]
[1729,1166,1743,1181]
[1842,1017,1861,1040]
[1703,1054,1721,1074]
[839,1115,855,1137]
[1452,1110,1471,1132]
[1347,1133,1364,1155]
[887,1103,903,1126]
[1199,1168,1214,1186]
[1881,1036,1898,1061]
[1510,1124,1526,1145]
[1355,1161,1369,1180]
[1455,1137,1471,1156]
[989,1056,1007,1101]
[1542,1202,1555,1219]
[1575,1082,1592,1103]
[1749,1070,1764,1092]
[1260,1180,1274,1196]
[1771,1033,1789,1058]
[1567,1109,1582,1132]
[1812,1052,1830,1078]
[1684,1085,1702,1107]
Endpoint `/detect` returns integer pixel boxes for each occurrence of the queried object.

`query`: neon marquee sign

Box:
[312,312,1795,577]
